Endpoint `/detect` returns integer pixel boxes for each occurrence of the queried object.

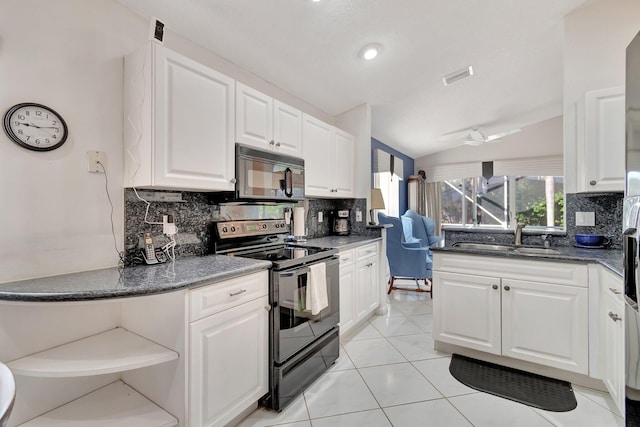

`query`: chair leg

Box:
[425,279,433,298]
[387,276,395,294]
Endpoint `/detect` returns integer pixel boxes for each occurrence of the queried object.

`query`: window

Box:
[374,171,400,217]
[441,175,564,230]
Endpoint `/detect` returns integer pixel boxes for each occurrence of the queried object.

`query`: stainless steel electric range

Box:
[212,219,340,411]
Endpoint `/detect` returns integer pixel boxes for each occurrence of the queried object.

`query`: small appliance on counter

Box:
[331,209,351,236]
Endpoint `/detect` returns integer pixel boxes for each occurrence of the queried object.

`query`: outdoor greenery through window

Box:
[441,176,564,229]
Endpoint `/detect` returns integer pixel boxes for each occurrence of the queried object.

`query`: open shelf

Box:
[8,328,178,377]
[18,381,177,426]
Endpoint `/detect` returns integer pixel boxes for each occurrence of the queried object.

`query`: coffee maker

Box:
[331,209,351,236]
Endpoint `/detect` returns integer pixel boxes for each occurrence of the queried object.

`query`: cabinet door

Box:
[583,87,625,192]
[273,100,302,156]
[600,287,624,415]
[236,82,273,148]
[189,295,269,427]
[432,271,501,355]
[501,279,588,374]
[153,45,235,191]
[355,256,379,320]
[332,128,355,197]
[339,263,356,335]
[303,114,333,196]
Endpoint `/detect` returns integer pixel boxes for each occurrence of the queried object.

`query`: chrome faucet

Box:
[514,222,525,246]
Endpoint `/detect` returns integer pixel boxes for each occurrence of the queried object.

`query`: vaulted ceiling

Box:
[117,0,592,157]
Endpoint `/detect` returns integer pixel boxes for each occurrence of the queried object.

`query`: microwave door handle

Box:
[284,167,293,198]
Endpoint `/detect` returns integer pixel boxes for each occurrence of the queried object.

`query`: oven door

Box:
[236,143,304,201]
[272,256,340,363]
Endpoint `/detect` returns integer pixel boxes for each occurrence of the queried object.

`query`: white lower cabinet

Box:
[433,254,589,375]
[339,243,380,336]
[598,269,625,415]
[188,272,269,427]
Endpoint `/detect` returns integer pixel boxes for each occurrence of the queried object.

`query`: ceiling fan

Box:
[463,127,521,146]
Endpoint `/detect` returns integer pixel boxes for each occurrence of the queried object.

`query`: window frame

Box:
[441,175,565,233]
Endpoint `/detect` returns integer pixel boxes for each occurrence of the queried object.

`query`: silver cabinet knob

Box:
[609,287,622,295]
[269,140,275,146]
[229,289,247,297]
[504,285,510,291]
[492,284,498,290]
[264,305,272,312]
[590,180,597,186]
[230,178,237,184]
[276,142,281,147]
[609,311,622,322]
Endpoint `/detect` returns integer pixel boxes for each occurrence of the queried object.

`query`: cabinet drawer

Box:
[189,271,268,322]
[339,249,355,266]
[600,267,623,298]
[434,253,588,287]
[356,243,378,261]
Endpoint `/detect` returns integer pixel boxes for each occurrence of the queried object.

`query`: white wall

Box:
[563,0,640,193]
[415,116,563,170]
[0,0,145,282]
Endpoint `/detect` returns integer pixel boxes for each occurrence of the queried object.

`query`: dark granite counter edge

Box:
[0,258,272,303]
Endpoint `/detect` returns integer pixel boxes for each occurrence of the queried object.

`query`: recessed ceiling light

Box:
[442,65,474,86]
[359,43,383,61]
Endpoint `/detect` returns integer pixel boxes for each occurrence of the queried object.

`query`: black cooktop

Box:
[228,244,337,270]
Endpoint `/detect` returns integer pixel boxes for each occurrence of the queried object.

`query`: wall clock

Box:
[3,103,68,151]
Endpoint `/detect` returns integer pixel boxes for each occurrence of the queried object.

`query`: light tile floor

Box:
[237,288,624,427]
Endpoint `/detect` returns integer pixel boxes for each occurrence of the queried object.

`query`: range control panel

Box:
[215,219,290,239]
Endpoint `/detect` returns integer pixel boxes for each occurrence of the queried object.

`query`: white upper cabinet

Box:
[124,42,236,191]
[303,114,355,198]
[578,86,625,193]
[273,100,303,156]
[236,83,303,156]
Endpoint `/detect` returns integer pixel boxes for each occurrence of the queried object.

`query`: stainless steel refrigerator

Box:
[624,29,640,425]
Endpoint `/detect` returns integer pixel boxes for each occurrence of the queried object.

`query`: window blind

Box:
[425,155,563,182]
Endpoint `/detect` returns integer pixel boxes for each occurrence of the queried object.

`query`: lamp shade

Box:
[371,188,386,210]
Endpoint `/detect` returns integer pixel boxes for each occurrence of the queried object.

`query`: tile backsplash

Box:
[443,192,623,249]
[124,189,368,265]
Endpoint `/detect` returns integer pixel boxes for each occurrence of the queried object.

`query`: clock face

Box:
[3,103,68,151]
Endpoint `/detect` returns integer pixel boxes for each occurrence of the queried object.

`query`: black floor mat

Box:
[449,354,577,412]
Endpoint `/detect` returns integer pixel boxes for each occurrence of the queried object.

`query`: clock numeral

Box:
[45,138,50,144]
[25,110,30,116]
[54,127,59,133]
[14,121,20,126]
[17,129,23,135]
[53,134,57,139]
[35,139,41,145]
[17,114,25,120]
[52,121,57,125]
[36,110,42,116]
[25,136,31,141]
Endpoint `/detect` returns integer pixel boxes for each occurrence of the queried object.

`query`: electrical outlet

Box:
[163,214,177,235]
[356,210,363,222]
[318,211,323,223]
[87,151,107,173]
[576,211,595,226]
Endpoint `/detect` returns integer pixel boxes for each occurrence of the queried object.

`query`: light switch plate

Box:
[576,211,595,226]
[356,210,363,222]
[318,211,323,223]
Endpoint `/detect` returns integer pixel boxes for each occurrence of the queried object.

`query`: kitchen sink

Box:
[451,242,515,252]
[451,242,561,255]
[514,247,561,255]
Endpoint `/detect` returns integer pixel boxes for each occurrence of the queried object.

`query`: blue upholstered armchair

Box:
[378,212,434,296]
[402,210,444,248]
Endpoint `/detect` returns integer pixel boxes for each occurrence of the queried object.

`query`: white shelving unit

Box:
[18,381,177,426]
[8,328,178,377]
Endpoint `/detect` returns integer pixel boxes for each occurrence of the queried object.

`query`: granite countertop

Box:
[0,255,272,302]
[303,235,382,250]
[432,245,623,276]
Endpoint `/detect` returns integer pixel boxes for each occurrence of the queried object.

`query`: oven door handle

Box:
[281,267,310,277]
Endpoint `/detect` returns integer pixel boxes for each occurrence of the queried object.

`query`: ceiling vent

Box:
[442,66,474,86]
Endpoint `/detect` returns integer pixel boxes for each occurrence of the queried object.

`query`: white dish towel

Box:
[306,262,328,315]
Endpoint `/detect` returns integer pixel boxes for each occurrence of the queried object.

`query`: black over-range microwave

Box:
[233,143,305,201]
